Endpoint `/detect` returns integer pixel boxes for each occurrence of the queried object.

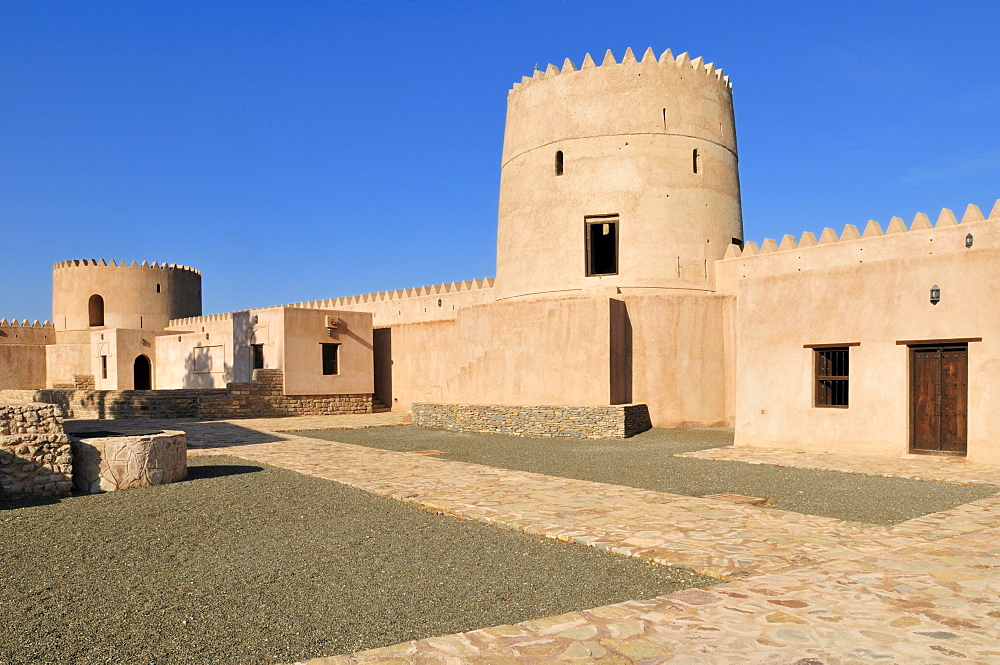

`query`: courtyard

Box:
[3,413,999,663]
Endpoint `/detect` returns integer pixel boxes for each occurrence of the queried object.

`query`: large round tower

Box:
[52,259,202,331]
[495,47,743,300]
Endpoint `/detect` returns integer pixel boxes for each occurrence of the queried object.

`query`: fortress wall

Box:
[157,316,241,389]
[45,344,90,389]
[382,296,618,411]
[282,308,373,397]
[623,293,733,427]
[721,203,1000,464]
[0,320,54,345]
[0,345,47,389]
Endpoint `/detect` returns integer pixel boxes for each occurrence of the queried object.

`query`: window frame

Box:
[808,343,855,408]
[584,214,619,277]
[321,342,340,376]
[250,343,264,370]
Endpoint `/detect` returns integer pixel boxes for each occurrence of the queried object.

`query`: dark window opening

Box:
[662,108,667,130]
[321,343,340,376]
[732,237,744,249]
[100,355,108,380]
[585,216,619,276]
[156,283,161,293]
[692,148,699,174]
[88,294,104,327]
[815,347,849,407]
[251,344,264,370]
[555,151,564,176]
[133,355,151,390]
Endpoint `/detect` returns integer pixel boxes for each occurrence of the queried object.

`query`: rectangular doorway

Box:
[910,343,968,456]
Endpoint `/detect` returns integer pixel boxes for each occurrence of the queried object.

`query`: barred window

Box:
[815,347,849,407]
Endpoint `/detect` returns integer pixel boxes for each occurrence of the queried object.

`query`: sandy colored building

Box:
[1,47,998,463]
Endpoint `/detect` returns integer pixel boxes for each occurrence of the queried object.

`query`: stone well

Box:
[70,429,187,493]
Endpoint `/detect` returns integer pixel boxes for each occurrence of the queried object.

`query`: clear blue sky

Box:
[2,1,998,321]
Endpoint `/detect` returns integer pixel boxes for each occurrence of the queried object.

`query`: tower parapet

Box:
[52,259,202,331]
[496,47,743,300]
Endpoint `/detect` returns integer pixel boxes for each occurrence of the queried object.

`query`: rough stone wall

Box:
[73,375,95,390]
[412,402,651,439]
[200,369,372,419]
[0,403,72,497]
[0,370,371,420]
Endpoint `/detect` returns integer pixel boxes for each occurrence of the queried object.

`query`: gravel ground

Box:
[299,427,999,525]
[0,456,716,665]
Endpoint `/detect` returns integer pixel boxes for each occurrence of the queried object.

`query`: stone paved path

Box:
[66,417,1000,664]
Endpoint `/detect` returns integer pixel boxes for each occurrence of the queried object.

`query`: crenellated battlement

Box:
[509,47,731,97]
[168,312,235,327]
[0,319,53,328]
[53,259,201,276]
[723,201,1000,260]
[282,277,495,310]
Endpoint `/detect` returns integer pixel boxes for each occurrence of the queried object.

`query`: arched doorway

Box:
[133,355,152,390]
[88,294,104,326]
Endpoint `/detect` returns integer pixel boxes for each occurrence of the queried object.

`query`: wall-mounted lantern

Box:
[252,314,259,324]
[966,233,974,248]
[930,284,941,305]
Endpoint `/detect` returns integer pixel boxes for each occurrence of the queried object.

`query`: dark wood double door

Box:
[910,344,967,455]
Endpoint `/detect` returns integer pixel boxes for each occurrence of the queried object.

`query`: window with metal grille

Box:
[815,347,849,407]
[321,343,340,376]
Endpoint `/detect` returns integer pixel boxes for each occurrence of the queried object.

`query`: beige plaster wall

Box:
[282,308,373,396]
[159,315,243,389]
[383,296,616,410]
[45,344,90,388]
[623,293,732,427]
[723,209,1000,465]
[0,345,47,389]
[0,324,54,345]
[52,260,201,332]
[496,50,742,301]
[275,278,496,327]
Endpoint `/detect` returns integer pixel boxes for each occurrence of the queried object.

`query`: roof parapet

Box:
[509,47,731,96]
[0,319,53,327]
[724,201,999,260]
[53,259,202,276]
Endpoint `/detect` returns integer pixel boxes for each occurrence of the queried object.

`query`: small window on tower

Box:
[585,215,619,276]
[555,151,564,176]
[692,149,699,174]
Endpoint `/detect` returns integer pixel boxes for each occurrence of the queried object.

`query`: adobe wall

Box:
[382,296,618,411]
[622,293,733,427]
[719,202,1000,465]
[281,308,373,396]
[496,48,742,301]
[413,403,652,439]
[0,403,72,498]
[0,345,47,389]
[276,278,496,327]
[45,343,90,389]
[158,313,244,389]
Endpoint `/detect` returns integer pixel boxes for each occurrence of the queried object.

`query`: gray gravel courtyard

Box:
[299,426,998,525]
[0,455,716,665]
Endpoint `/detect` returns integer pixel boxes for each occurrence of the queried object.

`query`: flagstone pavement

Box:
[67,414,1000,664]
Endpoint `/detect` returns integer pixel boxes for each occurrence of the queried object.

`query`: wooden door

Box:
[910,344,967,455]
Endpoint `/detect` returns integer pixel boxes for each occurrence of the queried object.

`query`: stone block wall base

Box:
[70,431,187,493]
[412,403,652,439]
[0,403,73,498]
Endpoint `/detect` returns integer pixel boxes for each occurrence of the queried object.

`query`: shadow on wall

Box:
[179,311,253,389]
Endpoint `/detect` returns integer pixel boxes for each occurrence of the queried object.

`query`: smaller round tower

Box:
[495,47,743,301]
[52,259,202,331]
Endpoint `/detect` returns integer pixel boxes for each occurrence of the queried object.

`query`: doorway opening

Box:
[134,355,152,390]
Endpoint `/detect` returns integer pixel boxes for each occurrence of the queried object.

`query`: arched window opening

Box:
[692,149,700,174]
[156,283,161,293]
[555,151,564,176]
[88,294,104,327]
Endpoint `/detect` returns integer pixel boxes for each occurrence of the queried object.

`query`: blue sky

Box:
[2,1,998,321]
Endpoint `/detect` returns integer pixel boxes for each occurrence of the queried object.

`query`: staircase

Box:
[372,397,391,413]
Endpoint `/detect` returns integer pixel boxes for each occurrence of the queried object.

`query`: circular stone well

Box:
[70,430,187,493]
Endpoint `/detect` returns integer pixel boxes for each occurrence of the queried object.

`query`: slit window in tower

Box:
[585,215,619,276]
[555,150,564,176]
[100,355,108,380]
[692,149,699,174]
